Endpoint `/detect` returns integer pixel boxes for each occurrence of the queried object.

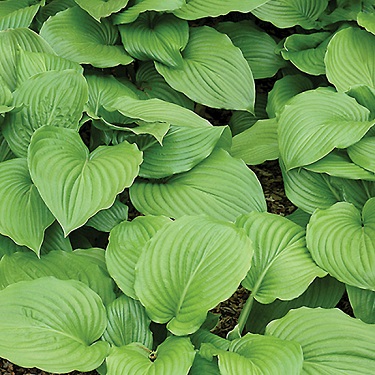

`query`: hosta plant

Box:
[0,0,374,374]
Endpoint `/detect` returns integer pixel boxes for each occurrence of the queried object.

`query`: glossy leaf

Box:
[119,13,188,68]
[135,216,253,335]
[106,336,195,375]
[266,307,375,374]
[40,6,133,68]
[216,21,286,79]
[252,0,328,29]
[348,137,375,173]
[281,32,331,75]
[325,27,375,91]
[218,334,303,375]
[102,294,153,348]
[346,285,375,324]
[0,158,54,254]
[231,118,279,165]
[306,199,375,290]
[28,126,143,235]
[236,212,326,303]
[0,277,109,373]
[3,69,88,157]
[130,149,267,221]
[74,0,130,20]
[278,88,374,170]
[113,0,184,24]
[106,215,171,299]
[173,0,270,19]
[155,26,255,112]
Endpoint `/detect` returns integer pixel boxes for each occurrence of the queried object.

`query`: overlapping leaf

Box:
[306,199,375,290]
[74,0,130,21]
[347,137,375,173]
[155,26,255,112]
[40,6,133,68]
[106,215,171,299]
[0,277,109,373]
[3,69,88,157]
[357,11,375,35]
[106,336,195,375]
[266,307,375,374]
[0,158,54,254]
[130,149,267,221]
[119,13,188,68]
[325,27,375,91]
[216,21,286,79]
[135,216,253,335]
[39,221,73,254]
[346,285,375,324]
[28,126,143,235]
[278,88,375,170]
[236,212,326,304]
[102,294,153,348]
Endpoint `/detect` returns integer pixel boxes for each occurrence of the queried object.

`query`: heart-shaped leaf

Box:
[155,26,255,112]
[119,13,188,68]
[346,285,375,324]
[266,307,375,374]
[236,212,326,304]
[3,69,88,157]
[0,158,54,254]
[0,277,109,373]
[325,27,375,91]
[106,336,195,375]
[102,294,153,348]
[106,215,171,299]
[135,216,253,335]
[28,126,143,235]
[74,0,130,21]
[40,6,133,68]
[278,88,375,170]
[306,199,375,290]
[130,149,267,221]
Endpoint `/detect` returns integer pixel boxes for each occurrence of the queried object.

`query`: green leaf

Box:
[231,118,279,165]
[325,27,375,92]
[251,0,328,29]
[306,199,375,290]
[130,149,267,221]
[86,199,129,232]
[236,212,326,304]
[40,221,73,254]
[347,85,375,119]
[40,6,133,68]
[119,13,188,68]
[34,0,76,28]
[266,74,313,118]
[136,61,194,109]
[286,208,311,228]
[106,215,171,299]
[281,160,375,213]
[278,88,375,170]
[216,21,286,79]
[155,26,255,112]
[0,250,116,304]
[346,285,375,324]
[305,150,375,181]
[15,49,83,87]
[266,307,375,374]
[103,294,153,348]
[358,11,375,35]
[3,69,88,157]
[106,336,195,375]
[113,0,185,24]
[0,76,13,114]
[0,234,28,259]
[0,27,54,91]
[0,0,43,31]
[0,277,109,373]
[281,32,331,75]
[218,334,303,375]
[189,354,220,375]
[28,126,143,235]
[246,276,344,334]
[74,0,130,21]
[348,137,375,173]
[173,0,270,19]
[0,158,54,254]
[135,216,253,335]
